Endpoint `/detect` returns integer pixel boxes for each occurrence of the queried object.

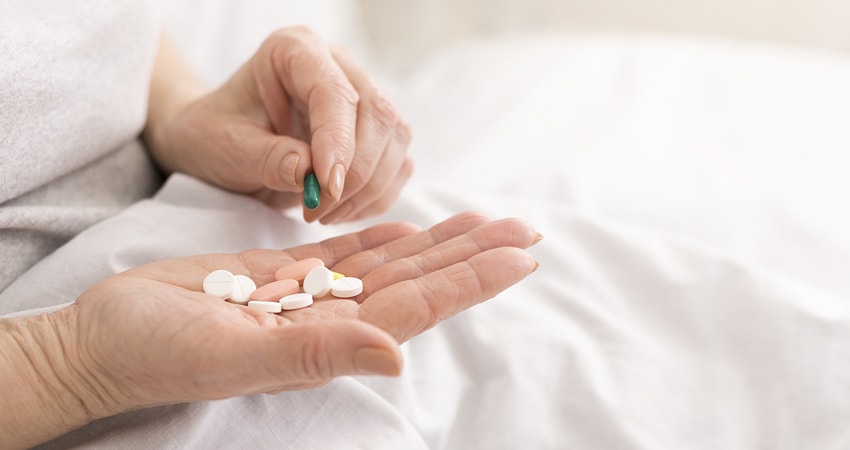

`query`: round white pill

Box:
[303,266,334,297]
[247,300,282,313]
[280,292,313,310]
[331,277,363,298]
[203,269,236,299]
[227,275,257,305]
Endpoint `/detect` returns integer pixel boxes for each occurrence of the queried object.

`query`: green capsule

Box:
[304,172,320,210]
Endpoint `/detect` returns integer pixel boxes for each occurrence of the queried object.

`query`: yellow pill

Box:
[332,271,346,280]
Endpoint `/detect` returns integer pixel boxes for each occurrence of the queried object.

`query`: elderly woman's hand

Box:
[145,28,413,224]
[0,213,539,448]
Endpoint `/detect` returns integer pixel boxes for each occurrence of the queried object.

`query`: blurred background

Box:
[163,0,850,82]
[359,0,850,73]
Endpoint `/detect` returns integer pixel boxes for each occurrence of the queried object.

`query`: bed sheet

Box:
[5,33,850,449]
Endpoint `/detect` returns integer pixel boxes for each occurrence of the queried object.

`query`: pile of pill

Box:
[201,257,363,313]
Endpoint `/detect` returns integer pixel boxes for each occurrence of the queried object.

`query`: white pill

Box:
[247,300,282,313]
[303,265,334,297]
[227,275,257,305]
[331,277,363,298]
[203,269,236,299]
[280,292,313,310]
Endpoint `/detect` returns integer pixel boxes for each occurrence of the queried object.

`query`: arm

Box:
[0,213,540,448]
[0,310,110,449]
[141,28,414,223]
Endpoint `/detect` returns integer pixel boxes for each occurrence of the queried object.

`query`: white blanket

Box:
[8,26,850,450]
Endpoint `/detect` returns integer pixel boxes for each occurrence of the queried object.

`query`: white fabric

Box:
[0,0,162,291]
[5,33,849,448]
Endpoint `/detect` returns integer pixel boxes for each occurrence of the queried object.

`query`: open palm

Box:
[68,213,539,417]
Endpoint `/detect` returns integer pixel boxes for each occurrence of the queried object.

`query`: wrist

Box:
[0,307,119,448]
[142,32,209,174]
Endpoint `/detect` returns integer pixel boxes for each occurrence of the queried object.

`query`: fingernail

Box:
[532,261,541,272]
[354,347,401,376]
[532,233,544,245]
[282,153,300,188]
[328,163,346,202]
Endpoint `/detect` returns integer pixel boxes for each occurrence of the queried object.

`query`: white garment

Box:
[0,0,163,292]
[3,6,850,447]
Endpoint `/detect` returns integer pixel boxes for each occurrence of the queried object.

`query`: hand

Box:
[150,27,413,223]
[54,213,539,420]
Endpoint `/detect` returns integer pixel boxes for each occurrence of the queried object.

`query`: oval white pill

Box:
[331,277,363,298]
[247,300,282,313]
[280,292,313,310]
[203,269,236,299]
[227,274,257,305]
[303,266,333,297]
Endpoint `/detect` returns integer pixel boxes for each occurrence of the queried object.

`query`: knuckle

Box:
[395,119,414,146]
[365,95,400,134]
[314,123,356,155]
[284,47,321,75]
[335,81,361,109]
[310,79,360,114]
[266,29,299,53]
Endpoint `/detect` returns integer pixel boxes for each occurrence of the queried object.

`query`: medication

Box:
[249,278,300,302]
[303,265,334,297]
[227,274,257,305]
[304,172,320,209]
[332,271,346,280]
[280,292,314,310]
[247,300,282,314]
[274,258,325,282]
[330,277,363,298]
[203,269,236,299]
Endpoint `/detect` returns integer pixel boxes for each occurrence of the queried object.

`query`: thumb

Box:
[246,133,313,193]
[262,319,403,386]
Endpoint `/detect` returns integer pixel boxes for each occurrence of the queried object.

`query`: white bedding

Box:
[7,4,850,448]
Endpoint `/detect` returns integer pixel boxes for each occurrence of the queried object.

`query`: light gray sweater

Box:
[0,0,164,294]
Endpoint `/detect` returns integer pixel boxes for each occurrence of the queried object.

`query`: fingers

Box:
[252,133,313,193]
[360,247,539,343]
[303,46,413,224]
[337,156,414,223]
[358,217,540,297]
[284,220,422,267]
[125,251,296,292]
[339,214,540,343]
[119,220,423,299]
[178,27,411,220]
[331,212,492,278]
[256,27,358,203]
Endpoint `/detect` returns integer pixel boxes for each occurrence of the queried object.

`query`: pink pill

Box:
[249,279,301,302]
[274,258,325,282]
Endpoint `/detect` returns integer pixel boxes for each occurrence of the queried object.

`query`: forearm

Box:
[0,308,112,449]
[142,32,210,173]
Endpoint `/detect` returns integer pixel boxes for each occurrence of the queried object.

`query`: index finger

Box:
[269,27,358,204]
